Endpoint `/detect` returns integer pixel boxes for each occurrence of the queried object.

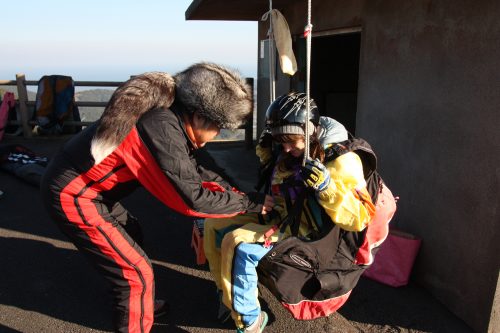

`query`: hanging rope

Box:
[303,0,313,165]
[264,0,276,103]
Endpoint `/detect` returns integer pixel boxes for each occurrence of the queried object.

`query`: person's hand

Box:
[301,158,331,192]
[258,127,273,149]
[260,194,274,215]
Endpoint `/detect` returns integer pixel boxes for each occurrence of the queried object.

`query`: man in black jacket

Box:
[40,63,273,333]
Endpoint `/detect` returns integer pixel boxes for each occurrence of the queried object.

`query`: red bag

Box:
[363,229,421,287]
[0,92,16,141]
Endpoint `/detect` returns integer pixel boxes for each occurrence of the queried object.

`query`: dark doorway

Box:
[293,32,361,134]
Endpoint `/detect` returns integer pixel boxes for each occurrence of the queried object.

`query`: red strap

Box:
[263,224,280,248]
[271,184,281,195]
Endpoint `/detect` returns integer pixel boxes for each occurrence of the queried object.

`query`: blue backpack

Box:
[34,75,81,135]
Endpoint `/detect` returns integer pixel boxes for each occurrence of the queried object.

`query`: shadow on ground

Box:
[0,136,473,333]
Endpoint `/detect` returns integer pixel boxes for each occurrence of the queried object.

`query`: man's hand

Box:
[260,194,275,215]
[301,158,331,192]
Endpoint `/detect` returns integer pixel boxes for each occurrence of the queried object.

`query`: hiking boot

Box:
[154,299,169,318]
[236,311,268,333]
[217,290,231,323]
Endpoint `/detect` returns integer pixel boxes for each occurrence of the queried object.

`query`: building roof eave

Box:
[185,0,293,21]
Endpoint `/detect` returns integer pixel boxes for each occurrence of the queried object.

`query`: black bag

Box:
[257,137,397,320]
[0,144,48,186]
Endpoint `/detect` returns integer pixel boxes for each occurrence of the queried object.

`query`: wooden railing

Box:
[0,74,254,148]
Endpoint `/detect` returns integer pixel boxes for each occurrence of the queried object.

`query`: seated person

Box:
[203,92,375,333]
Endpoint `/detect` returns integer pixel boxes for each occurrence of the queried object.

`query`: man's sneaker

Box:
[154,299,169,318]
[236,311,268,333]
[217,290,231,323]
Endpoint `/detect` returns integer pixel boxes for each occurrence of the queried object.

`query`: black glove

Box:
[258,128,273,149]
[300,158,331,192]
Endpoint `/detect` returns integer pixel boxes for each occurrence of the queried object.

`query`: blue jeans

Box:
[232,242,272,326]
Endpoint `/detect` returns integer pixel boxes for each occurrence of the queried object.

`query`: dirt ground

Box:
[0,135,473,333]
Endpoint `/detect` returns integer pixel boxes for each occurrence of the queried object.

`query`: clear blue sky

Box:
[1,0,257,81]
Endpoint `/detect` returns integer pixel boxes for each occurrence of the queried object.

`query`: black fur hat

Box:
[91,63,252,164]
[174,62,253,130]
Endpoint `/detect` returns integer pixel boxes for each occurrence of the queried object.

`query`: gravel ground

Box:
[0,135,473,333]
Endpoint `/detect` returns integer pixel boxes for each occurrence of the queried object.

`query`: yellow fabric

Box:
[204,216,280,328]
[203,216,249,290]
[222,223,280,327]
[255,143,272,166]
[204,148,374,327]
[318,152,375,231]
[257,146,374,232]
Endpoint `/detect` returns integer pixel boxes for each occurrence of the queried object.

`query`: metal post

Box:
[245,78,254,149]
[15,73,32,138]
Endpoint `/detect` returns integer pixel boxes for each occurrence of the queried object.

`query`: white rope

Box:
[303,0,313,165]
[268,0,276,103]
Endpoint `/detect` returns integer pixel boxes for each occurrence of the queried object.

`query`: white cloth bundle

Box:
[262,9,297,76]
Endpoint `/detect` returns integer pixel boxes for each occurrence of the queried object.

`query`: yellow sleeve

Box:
[256,144,272,166]
[317,152,375,231]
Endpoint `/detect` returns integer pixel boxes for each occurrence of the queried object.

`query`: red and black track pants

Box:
[41,158,154,333]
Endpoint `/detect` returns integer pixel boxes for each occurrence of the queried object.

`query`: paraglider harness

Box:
[256,136,396,320]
